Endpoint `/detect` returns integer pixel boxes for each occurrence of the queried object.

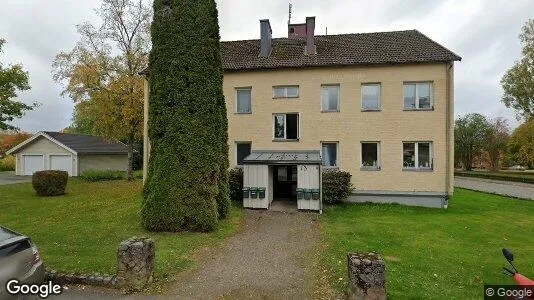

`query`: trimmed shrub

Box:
[228,168,243,202]
[0,155,15,171]
[142,0,228,232]
[32,170,68,196]
[80,169,126,181]
[322,170,353,204]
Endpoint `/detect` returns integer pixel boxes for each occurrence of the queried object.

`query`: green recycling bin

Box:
[312,189,320,200]
[258,187,266,199]
[242,187,250,199]
[304,189,312,200]
[296,188,304,200]
[250,187,258,198]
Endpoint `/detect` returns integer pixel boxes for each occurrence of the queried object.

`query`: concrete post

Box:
[347,252,387,300]
[116,237,155,291]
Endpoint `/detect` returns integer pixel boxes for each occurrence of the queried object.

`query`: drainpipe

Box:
[319,164,323,214]
[445,61,453,208]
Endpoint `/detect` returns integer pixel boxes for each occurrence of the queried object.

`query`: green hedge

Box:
[0,156,15,171]
[32,170,68,196]
[80,169,126,181]
[142,0,229,232]
[454,171,534,184]
[228,168,243,202]
[322,170,353,204]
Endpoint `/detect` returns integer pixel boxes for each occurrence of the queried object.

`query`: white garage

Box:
[22,155,45,176]
[7,131,129,176]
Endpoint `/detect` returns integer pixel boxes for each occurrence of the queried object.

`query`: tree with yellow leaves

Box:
[53,0,150,180]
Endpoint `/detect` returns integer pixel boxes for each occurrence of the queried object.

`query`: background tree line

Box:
[456,19,534,171]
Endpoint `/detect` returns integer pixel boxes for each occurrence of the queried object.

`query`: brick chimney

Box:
[305,16,316,55]
[259,19,272,58]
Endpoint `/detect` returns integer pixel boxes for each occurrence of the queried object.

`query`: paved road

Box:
[454,176,534,200]
[0,172,30,185]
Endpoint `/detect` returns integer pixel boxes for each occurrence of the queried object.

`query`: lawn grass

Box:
[320,188,534,299]
[455,170,534,184]
[0,179,243,290]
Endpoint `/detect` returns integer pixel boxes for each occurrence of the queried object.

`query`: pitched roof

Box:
[221,30,461,71]
[244,150,321,165]
[42,132,128,154]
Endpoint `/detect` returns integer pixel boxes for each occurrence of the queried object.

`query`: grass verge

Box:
[319,188,534,299]
[455,170,534,184]
[0,179,243,291]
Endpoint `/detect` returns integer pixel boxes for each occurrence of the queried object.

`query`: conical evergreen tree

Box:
[142,0,229,231]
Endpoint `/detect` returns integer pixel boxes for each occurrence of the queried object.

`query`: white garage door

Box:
[50,155,72,175]
[23,155,44,176]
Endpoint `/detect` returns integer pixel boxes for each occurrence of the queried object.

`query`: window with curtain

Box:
[403,82,432,110]
[403,142,433,169]
[273,86,299,98]
[322,142,338,167]
[361,142,380,169]
[321,85,340,112]
[273,113,299,140]
[361,84,381,110]
[236,88,251,113]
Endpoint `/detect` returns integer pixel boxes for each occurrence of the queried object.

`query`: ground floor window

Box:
[403,142,433,170]
[273,113,299,140]
[236,142,251,166]
[361,142,380,170]
[322,142,338,167]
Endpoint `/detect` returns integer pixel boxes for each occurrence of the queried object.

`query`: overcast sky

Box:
[1,0,532,132]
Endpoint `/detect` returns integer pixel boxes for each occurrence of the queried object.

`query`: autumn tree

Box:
[454,113,490,171]
[0,132,31,157]
[501,19,534,120]
[142,0,230,232]
[52,0,150,180]
[484,117,510,171]
[508,119,534,169]
[0,39,36,130]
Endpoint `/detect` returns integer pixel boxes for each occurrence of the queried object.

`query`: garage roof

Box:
[243,150,321,165]
[6,131,129,155]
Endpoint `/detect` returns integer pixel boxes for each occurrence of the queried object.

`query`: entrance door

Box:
[273,165,297,199]
[50,155,72,175]
[23,155,44,175]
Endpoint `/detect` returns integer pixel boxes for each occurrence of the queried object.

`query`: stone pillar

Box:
[347,252,386,300]
[116,237,155,291]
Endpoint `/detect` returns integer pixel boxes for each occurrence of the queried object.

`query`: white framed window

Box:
[403,142,433,170]
[361,142,380,170]
[236,88,251,113]
[236,142,251,166]
[361,84,381,111]
[273,113,299,140]
[321,84,340,112]
[273,86,299,98]
[321,142,338,167]
[404,82,432,110]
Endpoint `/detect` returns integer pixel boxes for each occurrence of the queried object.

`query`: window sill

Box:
[361,109,381,112]
[272,139,300,142]
[402,168,434,172]
[403,107,434,111]
[235,112,252,114]
[361,167,381,171]
[321,110,340,113]
[272,97,299,99]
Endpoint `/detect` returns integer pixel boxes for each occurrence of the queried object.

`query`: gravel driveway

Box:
[455,176,534,200]
[170,210,322,299]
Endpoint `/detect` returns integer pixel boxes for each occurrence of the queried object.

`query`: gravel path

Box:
[454,176,534,200]
[169,209,321,299]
